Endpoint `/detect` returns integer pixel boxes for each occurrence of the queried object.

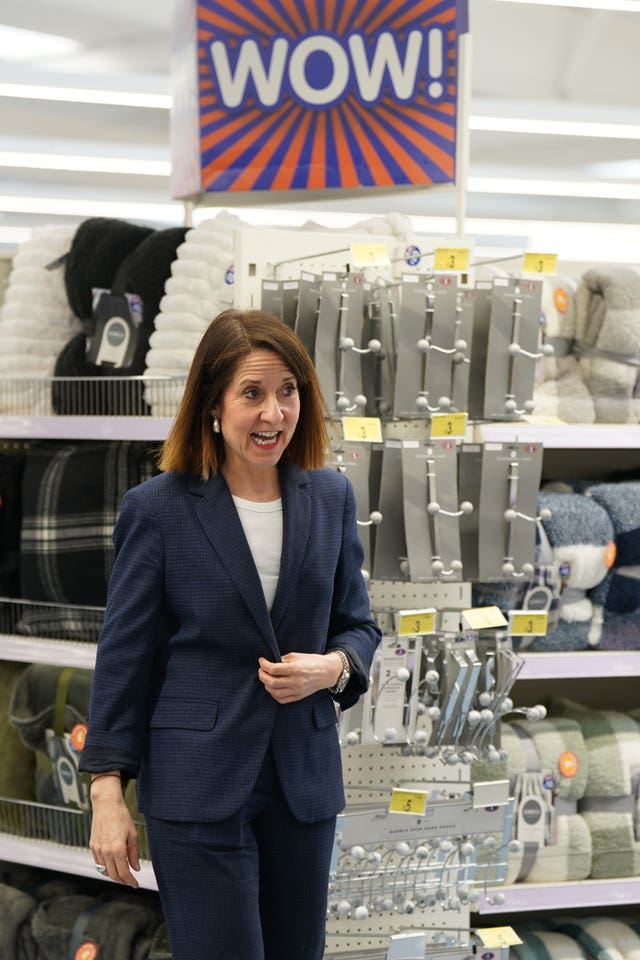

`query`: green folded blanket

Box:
[551,700,640,878]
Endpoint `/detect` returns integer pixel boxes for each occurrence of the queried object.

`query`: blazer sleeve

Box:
[325,475,381,709]
[79,486,163,777]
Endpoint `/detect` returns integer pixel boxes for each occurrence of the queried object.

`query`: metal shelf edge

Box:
[0,832,157,889]
[0,634,97,668]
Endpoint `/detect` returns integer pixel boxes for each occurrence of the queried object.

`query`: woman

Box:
[79,308,381,960]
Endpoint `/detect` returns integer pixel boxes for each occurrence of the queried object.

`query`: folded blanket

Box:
[534,276,595,423]
[20,440,159,606]
[553,917,640,960]
[8,663,93,838]
[31,894,163,960]
[512,927,588,960]
[526,491,613,651]
[587,483,640,649]
[0,451,25,597]
[573,266,640,423]
[0,883,38,960]
[551,699,640,878]
[500,718,591,884]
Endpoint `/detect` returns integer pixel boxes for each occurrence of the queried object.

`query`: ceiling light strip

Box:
[0,152,171,176]
[491,0,640,12]
[0,83,171,109]
[468,176,640,200]
[470,116,640,139]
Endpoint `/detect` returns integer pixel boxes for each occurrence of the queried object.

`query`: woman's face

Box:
[215,348,300,476]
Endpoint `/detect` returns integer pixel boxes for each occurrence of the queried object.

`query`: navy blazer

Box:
[80,464,381,823]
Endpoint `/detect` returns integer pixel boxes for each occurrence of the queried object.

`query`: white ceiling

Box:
[1,0,639,264]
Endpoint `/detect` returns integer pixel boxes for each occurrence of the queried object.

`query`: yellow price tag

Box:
[523,252,558,275]
[397,608,436,636]
[389,789,427,815]
[430,411,468,439]
[462,606,508,630]
[350,242,390,268]
[434,247,469,271]
[509,610,549,636]
[476,927,522,949]
[341,417,383,443]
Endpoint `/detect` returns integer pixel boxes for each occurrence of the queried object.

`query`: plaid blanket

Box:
[0,450,26,597]
[20,440,159,607]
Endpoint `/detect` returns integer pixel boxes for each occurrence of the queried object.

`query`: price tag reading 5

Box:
[509,610,549,636]
[434,247,469,272]
[342,417,383,443]
[430,411,468,439]
[523,252,558,275]
[397,608,436,636]
[389,789,427,815]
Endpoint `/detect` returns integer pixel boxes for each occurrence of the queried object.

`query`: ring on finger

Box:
[94,863,108,875]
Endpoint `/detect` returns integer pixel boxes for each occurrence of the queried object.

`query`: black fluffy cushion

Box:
[54,223,187,414]
[63,218,153,321]
[0,451,25,598]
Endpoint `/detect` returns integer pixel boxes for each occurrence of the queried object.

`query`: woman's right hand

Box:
[89,775,141,887]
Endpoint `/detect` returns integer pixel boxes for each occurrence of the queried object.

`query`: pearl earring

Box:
[212,416,221,434]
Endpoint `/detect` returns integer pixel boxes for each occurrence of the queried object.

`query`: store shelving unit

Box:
[476,877,640,915]
[0,832,158,889]
[2,398,640,930]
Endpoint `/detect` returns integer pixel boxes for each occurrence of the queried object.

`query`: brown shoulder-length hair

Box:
[159,309,332,478]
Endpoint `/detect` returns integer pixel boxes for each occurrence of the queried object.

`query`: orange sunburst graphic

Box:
[193,0,467,193]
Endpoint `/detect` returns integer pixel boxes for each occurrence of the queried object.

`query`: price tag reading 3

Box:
[434,247,469,272]
[389,789,427,815]
[509,610,549,636]
[523,252,558,275]
[351,242,391,268]
[342,417,383,443]
[430,411,468,439]
[397,608,436,636]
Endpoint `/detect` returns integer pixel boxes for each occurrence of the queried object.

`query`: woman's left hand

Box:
[258,652,342,703]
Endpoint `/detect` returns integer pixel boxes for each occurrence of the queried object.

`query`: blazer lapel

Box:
[189,473,280,659]
[270,464,311,633]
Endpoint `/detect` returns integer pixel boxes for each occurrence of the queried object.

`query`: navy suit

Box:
[80,463,381,959]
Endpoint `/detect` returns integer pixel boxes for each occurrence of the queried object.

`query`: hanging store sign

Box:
[171,0,469,198]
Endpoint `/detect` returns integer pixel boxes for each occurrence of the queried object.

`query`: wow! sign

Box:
[174,1,469,196]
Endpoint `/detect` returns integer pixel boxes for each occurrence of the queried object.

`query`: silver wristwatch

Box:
[328,649,350,695]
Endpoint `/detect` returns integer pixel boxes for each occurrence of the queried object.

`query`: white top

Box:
[232,496,283,610]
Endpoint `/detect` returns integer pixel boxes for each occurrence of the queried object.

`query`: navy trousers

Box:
[145,745,337,960]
